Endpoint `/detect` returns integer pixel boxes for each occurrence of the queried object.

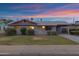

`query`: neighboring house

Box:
[0,19,7,33]
[8,19,68,35]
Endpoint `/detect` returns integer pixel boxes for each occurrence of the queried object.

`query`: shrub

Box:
[5,28,16,36]
[69,29,79,35]
[20,28,27,35]
[70,31,79,35]
[27,29,35,35]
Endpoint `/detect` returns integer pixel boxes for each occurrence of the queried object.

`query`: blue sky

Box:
[0,3,68,16]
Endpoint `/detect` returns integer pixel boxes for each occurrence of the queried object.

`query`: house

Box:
[0,19,7,33]
[8,19,68,35]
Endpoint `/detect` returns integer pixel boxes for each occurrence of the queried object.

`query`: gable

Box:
[9,20,37,26]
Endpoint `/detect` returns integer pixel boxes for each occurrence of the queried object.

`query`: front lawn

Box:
[0,35,77,45]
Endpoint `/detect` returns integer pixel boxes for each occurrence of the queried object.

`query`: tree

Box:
[3,19,13,24]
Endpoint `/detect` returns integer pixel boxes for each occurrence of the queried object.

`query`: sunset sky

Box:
[0,3,79,23]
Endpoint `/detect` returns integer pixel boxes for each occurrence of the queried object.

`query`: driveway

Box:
[0,45,79,56]
[59,34,79,43]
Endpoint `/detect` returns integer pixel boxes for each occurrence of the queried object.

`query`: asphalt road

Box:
[0,45,79,56]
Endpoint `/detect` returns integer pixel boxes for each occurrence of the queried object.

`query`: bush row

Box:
[20,28,35,35]
[5,28,58,36]
[70,31,79,35]
[69,29,79,35]
[5,28,16,36]
[5,28,35,36]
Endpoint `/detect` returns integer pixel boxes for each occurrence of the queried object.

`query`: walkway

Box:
[0,45,79,56]
[59,34,79,43]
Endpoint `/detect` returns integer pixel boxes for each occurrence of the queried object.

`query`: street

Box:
[0,45,78,56]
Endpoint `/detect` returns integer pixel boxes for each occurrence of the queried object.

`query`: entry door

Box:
[45,26,52,30]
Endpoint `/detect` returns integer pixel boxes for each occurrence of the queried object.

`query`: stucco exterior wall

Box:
[51,26,56,31]
[8,26,58,35]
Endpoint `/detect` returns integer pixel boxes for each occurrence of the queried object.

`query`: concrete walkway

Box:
[59,34,79,43]
[0,45,79,56]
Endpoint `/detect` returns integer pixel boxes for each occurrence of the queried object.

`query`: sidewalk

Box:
[0,45,78,56]
[59,34,79,43]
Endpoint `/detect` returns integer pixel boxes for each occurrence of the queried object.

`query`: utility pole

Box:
[73,17,75,24]
[31,18,33,21]
[40,18,42,22]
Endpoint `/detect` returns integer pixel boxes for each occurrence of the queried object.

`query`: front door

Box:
[45,26,52,30]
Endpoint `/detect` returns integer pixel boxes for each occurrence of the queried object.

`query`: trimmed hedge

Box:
[70,29,79,35]
[70,31,79,35]
[27,29,35,35]
[20,28,35,35]
[20,28,27,35]
[5,28,16,36]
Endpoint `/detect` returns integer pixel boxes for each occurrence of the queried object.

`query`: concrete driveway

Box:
[0,45,79,56]
[59,34,79,43]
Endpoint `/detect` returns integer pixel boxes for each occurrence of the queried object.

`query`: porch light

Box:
[30,26,34,29]
[42,26,45,29]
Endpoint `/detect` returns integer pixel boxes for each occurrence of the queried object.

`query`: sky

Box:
[0,3,79,23]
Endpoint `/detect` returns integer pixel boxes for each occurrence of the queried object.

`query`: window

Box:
[45,26,52,30]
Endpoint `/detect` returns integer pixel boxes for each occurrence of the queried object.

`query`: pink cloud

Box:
[6,9,79,18]
[29,9,79,18]
[6,4,79,18]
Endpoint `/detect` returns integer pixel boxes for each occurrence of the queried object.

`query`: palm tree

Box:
[3,19,13,24]
[40,18,42,22]
[30,18,34,21]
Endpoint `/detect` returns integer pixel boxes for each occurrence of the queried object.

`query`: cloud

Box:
[4,9,79,18]
[2,3,79,18]
[11,4,45,10]
[32,4,79,17]
[10,4,47,15]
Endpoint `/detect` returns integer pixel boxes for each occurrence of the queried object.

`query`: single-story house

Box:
[0,19,7,33]
[8,19,68,35]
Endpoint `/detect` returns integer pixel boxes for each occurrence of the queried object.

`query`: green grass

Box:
[0,35,78,45]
